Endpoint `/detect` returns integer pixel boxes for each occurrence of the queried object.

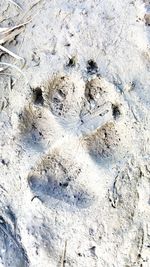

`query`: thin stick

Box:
[20,0,42,22]
[0,62,28,83]
[8,0,23,10]
[61,240,67,267]
[0,44,23,60]
[0,28,9,33]
[0,184,8,193]
[0,19,32,41]
[0,19,32,61]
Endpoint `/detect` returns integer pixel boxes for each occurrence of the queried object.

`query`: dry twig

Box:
[8,0,23,10]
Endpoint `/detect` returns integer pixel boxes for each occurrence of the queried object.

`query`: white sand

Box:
[0,0,150,266]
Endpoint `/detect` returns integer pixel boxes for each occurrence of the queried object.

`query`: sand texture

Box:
[0,0,150,266]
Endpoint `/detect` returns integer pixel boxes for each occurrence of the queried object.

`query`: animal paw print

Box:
[18,73,123,208]
[28,148,94,209]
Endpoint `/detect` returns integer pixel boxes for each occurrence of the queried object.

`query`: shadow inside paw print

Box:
[29,175,92,208]
[18,106,45,151]
[42,74,84,124]
[87,59,98,74]
[28,151,94,209]
[83,122,121,162]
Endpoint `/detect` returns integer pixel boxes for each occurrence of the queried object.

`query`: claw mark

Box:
[108,175,119,208]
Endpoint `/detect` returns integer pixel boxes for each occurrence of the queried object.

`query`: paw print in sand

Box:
[18,73,123,209]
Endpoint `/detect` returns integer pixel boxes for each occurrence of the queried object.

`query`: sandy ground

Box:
[0,0,150,266]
